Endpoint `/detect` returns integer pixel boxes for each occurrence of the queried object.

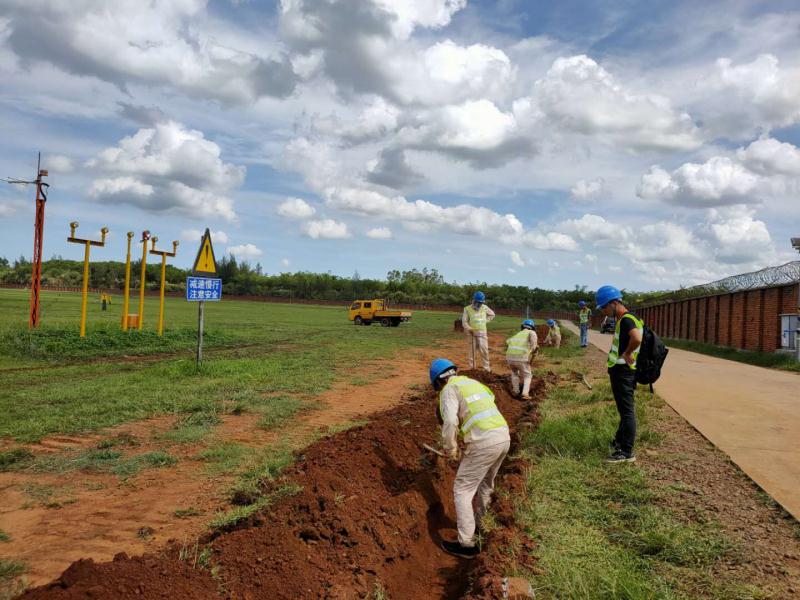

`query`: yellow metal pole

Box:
[158,254,166,336]
[122,232,134,331]
[138,232,149,331]
[80,241,90,337]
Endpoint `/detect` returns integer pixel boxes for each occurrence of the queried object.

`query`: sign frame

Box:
[191,228,218,276]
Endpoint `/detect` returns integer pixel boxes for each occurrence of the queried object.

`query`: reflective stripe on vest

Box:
[579,309,590,324]
[506,330,531,359]
[465,305,488,332]
[607,313,644,369]
[439,376,507,436]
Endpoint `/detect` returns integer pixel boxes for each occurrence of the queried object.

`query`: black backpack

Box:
[636,325,668,390]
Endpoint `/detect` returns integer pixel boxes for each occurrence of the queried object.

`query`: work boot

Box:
[606,450,636,463]
[440,540,480,559]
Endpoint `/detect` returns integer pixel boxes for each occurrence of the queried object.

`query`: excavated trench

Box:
[19,371,542,600]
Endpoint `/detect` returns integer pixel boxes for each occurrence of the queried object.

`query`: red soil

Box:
[19,370,542,599]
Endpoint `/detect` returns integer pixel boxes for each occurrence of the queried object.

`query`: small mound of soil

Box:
[19,370,541,600]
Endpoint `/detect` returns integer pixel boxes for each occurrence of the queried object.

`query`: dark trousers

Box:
[609,365,637,454]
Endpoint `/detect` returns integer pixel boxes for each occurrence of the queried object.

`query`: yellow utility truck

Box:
[348,299,412,327]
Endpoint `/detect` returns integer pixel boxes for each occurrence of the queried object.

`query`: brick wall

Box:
[636,283,799,353]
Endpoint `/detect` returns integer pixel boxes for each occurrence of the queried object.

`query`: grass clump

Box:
[0,558,26,580]
[208,483,301,530]
[0,448,33,472]
[29,448,176,479]
[255,395,304,430]
[174,507,203,519]
[0,530,11,542]
[197,442,249,475]
[159,411,221,444]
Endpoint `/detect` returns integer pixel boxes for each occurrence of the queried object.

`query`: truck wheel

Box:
[391,319,400,327]
[381,317,390,327]
[354,316,363,325]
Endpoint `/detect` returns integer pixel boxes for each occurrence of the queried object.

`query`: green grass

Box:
[0,289,524,442]
[18,448,177,479]
[516,335,754,599]
[0,448,34,471]
[255,395,306,430]
[174,507,203,519]
[208,483,302,530]
[197,442,249,475]
[0,558,25,580]
[0,530,11,542]
[664,338,800,372]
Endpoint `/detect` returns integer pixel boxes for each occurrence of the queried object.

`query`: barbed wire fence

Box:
[641,261,800,305]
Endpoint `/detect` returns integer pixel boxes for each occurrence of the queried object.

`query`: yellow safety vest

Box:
[607,313,644,369]
[465,305,489,333]
[579,308,590,324]
[440,376,507,436]
[506,330,532,360]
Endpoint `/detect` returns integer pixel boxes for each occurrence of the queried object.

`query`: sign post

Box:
[188,229,220,368]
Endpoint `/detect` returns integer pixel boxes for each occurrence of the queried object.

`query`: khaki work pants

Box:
[507,358,532,396]
[546,334,561,348]
[454,439,510,547]
[467,333,490,371]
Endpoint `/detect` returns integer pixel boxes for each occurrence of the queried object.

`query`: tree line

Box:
[0,255,666,310]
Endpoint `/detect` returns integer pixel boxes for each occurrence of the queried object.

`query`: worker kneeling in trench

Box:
[430,358,510,559]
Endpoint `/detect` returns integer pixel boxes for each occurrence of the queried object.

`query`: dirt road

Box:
[564,321,800,520]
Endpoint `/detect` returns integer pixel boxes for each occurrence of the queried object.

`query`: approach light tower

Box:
[2,153,49,328]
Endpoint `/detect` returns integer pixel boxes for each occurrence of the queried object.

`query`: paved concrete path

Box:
[563,321,800,520]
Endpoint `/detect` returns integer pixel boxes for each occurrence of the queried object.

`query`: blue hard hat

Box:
[595,285,622,309]
[473,291,485,303]
[547,319,556,326]
[522,319,535,329]
[578,300,586,308]
[429,358,456,385]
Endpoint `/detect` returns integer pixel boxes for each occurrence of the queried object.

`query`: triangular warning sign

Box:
[192,228,217,275]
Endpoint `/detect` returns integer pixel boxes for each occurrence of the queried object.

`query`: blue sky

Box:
[1,0,799,290]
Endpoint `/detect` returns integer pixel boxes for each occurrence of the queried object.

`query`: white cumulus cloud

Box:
[302,218,351,239]
[510,250,525,267]
[87,120,244,221]
[366,226,393,239]
[181,229,229,244]
[226,243,263,259]
[277,197,317,219]
[570,177,604,201]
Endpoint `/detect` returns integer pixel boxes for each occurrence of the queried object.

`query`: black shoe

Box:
[609,439,621,452]
[606,450,635,463]
[440,540,480,559]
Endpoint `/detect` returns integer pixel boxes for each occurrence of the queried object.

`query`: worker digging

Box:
[543,318,561,348]
[505,319,539,400]
[596,284,644,464]
[462,290,495,371]
[429,358,510,559]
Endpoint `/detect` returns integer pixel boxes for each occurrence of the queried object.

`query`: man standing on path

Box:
[578,300,591,348]
[462,291,495,371]
[505,319,538,399]
[429,358,510,559]
[596,285,643,464]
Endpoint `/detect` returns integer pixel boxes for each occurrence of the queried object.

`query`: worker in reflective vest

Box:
[577,300,591,348]
[505,319,538,399]
[429,358,510,559]
[543,319,561,348]
[596,285,643,464]
[462,290,495,371]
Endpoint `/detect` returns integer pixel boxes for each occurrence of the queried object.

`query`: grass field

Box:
[0,289,524,442]
[664,337,800,373]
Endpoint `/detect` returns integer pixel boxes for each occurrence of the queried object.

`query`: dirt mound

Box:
[19,370,542,600]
